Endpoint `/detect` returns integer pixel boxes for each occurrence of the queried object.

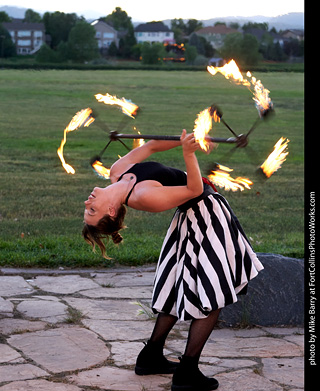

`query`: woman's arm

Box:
[125,131,204,212]
[110,139,181,181]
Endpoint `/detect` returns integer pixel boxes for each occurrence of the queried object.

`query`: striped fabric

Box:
[152,192,264,321]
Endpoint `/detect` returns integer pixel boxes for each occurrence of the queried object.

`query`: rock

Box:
[219,253,304,326]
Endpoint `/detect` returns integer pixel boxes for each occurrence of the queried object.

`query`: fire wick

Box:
[209,104,238,138]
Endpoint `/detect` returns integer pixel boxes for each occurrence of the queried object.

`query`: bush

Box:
[140,42,166,65]
[36,44,62,63]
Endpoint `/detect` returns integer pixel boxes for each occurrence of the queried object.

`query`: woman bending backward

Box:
[83,130,263,391]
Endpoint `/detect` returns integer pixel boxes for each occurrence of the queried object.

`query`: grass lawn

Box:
[0,69,304,268]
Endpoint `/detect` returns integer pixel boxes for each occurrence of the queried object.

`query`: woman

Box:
[83,130,263,391]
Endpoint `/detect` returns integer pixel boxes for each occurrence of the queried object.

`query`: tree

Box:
[241,34,262,65]
[66,21,99,63]
[24,9,42,23]
[243,22,269,31]
[104,7,131,30]
[188,32,205,55]
[184,44,197,64]
[220,32,261,66]
[35,43,61,63]
[140,42,165,64]
[0,11,11,23]
[43,11,80,49]
[185,19,203,35]
[102,7,136,58]
[0,25,15,57]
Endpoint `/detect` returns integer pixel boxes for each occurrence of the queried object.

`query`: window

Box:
[103,32,114,38]
[18,40,31,46]
[34,31,42,38]
[18,30,31,37]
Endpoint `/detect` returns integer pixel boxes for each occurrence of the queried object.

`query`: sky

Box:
[2,0,304,21]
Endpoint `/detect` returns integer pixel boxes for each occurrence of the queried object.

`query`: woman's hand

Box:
[180,129,203,198]
[180,129,200,155]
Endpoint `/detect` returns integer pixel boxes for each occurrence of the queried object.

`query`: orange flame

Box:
[91,160,111,180]
[260,137,289,178]
[207,164,253,192]
[207,59,273,116]
[57,108,95,174]
[193,108,213,151]
[95,93,139,118]
[212,109,221,123]
[208,59,250,86]
[133,127,145,149]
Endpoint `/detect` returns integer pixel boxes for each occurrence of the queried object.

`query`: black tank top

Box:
[117,161,216,210]
[118,161,187,205]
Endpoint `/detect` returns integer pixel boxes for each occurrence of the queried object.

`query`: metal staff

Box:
[109,130,246,146]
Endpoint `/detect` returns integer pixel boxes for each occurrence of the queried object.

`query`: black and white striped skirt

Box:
[151,192,264,321]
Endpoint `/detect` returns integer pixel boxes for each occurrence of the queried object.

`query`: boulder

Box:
[219,253,304,326]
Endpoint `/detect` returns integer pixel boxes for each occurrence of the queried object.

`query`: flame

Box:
[91,160,111,179]
[212,109,221,123]
[57,108,95,174]
[95,93,139,118]
[260,137,289,178]
[207,164,253,192]
[193,108,213,151]
[207,59,273,117]
[133,127,145,149]
[208,59,250,86]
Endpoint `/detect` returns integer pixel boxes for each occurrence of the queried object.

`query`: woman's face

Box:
[84,186,113,226]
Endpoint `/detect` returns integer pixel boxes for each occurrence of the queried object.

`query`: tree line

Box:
[0,7,304,66]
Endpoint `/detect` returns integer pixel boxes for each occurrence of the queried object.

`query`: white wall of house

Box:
[3,21,45,55]
[135,31,174,44]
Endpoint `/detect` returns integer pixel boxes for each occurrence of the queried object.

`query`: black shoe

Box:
[171,356,219,391]
[135,340,179,376]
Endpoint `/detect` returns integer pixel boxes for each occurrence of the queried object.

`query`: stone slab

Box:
[0,276,34,297]
[0,297,14,317]
[8,327,110,373]
[16,299,68,323]
[92,271,155,287]
[27,275,100,294]
[80,286,153,299]
[68,366,171,391]
[83,319,155,341]
[0,364,48,382]
[0,318,47,335]
[0,343,22,364]
[65,297,150,320]
[262,357,304,388]
[167,336,303,358]
[0,380,82,391]
[215,368,283,391]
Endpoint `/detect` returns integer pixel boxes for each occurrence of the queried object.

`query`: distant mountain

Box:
[0,5,28,18]
[160,12,304,31]
[199,12,304,30]
[1,5,303,31]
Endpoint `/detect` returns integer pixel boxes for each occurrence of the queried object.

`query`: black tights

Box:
[150,309,220,361]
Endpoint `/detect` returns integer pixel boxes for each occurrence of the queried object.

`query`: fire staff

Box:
[82,130,264,391]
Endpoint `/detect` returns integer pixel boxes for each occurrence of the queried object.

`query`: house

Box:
[195,25,239,49]
[2,18,45,55]
[135,21,174,44]
[91,20,119,53]
[244,28,284,47]
[281,29,304,42]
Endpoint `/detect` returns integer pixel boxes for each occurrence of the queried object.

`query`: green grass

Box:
[0,69,304,267]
